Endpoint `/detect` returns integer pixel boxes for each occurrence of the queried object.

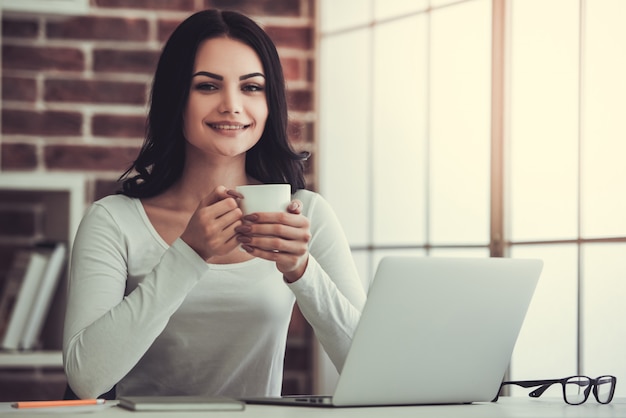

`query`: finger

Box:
[237,234,307,255]
[198,185,231,208]
[214,200,243,224]
[193,199,242,241]
[226,189,244,199]
[237,223,302,241]
[287,200,303,214]
[243,211,307,227]
[240,243,301,260]
[240,242,308,276]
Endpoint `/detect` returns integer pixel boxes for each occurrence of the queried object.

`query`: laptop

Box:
[243,256,543,407]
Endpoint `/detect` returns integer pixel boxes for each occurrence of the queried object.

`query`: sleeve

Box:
[286,193,366,373]
[62,203,209,399]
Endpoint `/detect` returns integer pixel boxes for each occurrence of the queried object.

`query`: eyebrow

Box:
[192,71,265,81]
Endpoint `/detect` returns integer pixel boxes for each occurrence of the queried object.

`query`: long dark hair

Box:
[119,9,308,197]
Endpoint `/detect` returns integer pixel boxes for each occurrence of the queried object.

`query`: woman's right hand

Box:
[180,185,244,260]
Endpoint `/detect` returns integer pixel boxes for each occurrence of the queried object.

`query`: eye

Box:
[194,83,218,92]
[242,83,265,93]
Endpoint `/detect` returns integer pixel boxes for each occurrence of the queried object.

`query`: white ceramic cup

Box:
[235,184,291,215]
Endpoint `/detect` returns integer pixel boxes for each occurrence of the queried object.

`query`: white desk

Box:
[1,398,625,418]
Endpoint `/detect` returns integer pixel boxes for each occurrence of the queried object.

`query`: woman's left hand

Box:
[235,200,310,282]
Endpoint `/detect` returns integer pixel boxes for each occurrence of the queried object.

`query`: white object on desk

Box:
[117,396,244,411]
[246,256,543,407]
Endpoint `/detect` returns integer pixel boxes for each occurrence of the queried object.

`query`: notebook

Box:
[118,396,244,411]
[243,256,543,407]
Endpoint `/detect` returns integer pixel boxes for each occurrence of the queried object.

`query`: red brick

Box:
[94,178,121,200]
[93,49,160,74]
[288,120,313,144]
[1,143,38,169]
[279,58,314,82]
[94,0,195,10]
[2,45,84,72]
[46,16,149,41]
[2,18,38,38]
[306,58,314,82]
[2,109,82,136]
[2,77,37,102]
[157,19,183,42]
[287,89,312,112]
[265,26,312,49]
[281,57,300,81]
[205,0,301,17]
[44,145,139,171]
[92,114,146,138]
[45,79,147,105]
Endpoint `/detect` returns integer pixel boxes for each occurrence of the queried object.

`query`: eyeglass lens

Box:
[564,376,615,405]
[564,376,591,404]
[595,376,615,404]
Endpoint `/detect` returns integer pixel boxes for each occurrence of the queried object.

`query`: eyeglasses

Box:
[493,375,617,405]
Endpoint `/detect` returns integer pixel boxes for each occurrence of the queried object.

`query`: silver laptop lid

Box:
[332,256,542,407]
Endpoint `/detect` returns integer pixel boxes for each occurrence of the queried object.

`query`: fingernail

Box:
[237,235,251,243]
[227,189,243,199]
[244,214,258,222]
[242,245,254,253]
[235,225,251,233]
[288,201,299,211]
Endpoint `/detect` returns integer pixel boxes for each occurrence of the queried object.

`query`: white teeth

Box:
[210,124,247,130]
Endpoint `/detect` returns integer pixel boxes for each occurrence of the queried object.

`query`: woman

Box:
[63,10,366,400]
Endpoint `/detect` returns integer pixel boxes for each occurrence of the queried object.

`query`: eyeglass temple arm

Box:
[492,380,561,402]
[528,383,555,398]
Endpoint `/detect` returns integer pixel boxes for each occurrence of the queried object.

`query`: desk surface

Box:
[1,398,625,417]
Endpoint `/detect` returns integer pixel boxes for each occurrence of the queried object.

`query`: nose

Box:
[218,86,242,114]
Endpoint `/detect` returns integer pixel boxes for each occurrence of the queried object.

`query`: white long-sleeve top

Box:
[63,190,366,400]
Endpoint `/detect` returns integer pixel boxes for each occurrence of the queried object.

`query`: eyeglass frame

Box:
[492,375,617,405]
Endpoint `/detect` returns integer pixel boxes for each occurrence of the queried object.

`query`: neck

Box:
[169,153,255,206]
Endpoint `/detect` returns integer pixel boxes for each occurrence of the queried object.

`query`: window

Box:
[319,0,626,395]
[320,0,492,290]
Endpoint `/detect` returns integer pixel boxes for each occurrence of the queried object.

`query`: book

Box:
[20,242,67,350]
[117,396,245,411]
[0,250,32,339]
[1,251,49,350]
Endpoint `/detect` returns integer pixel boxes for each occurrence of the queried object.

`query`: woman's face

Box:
[183,37,268,160]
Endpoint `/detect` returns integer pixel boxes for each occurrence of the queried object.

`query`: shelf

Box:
[0,351,62,368]
[0,172,86,362]
[1,0,89,15]
[0,172,86,248]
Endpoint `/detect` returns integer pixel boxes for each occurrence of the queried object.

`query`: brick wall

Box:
[0,0,316,399]
[1,0,316,197]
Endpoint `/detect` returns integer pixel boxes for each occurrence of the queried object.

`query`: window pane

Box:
[582,243,626,397]
[372,16,428,245]
[371,248,427,285]
[374,0,427,20]
[428,248,490,258]
[320,0,371,33]
[508,245,578,392]
[351,250,372,292]
[581,0,626,238]
[430,0,463,8]
[430,0,491,244]
[319,30,371,246]
[509,0,579,241]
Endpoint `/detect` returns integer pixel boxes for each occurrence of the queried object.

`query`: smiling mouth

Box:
[207,123,251,130]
